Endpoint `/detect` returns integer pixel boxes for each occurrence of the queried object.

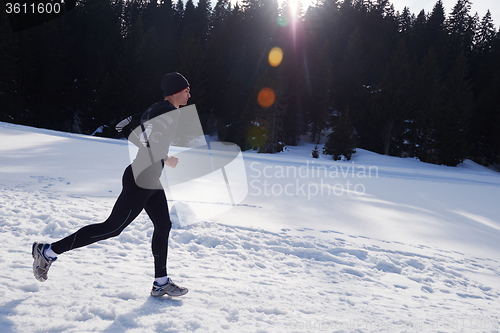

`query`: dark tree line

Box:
[1,0,499,167]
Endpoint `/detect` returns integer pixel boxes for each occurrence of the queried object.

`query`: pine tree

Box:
[213,4,251,145]
[312,145,319,158]
[425,0,446,53]
[323,107,356,161]
[409,10,428,61]
[468,33,500,166]
[398,7,414,34]
[447,0,476,56]
[436,53,472,165]
[211,0,231,29]
[194,0,212,42]
[474,10,496,55]
[410,48,444,163]
[174,0,185,34]
[427,1,446,30]
[307,40,333,144]
[178,33,209,131]
[374,39,412,155]
[154,0,177,74]
[339,27,366,109]
[206,0,232,136]
[180,0,196,37]
[253,66,288,153]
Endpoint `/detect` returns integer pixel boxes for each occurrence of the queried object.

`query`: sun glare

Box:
[284,0,316,18]
[289,0,299,18]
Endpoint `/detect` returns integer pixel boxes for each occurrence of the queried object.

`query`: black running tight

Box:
[51,165,172,278]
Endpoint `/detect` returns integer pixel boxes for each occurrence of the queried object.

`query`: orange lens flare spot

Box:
[258,88,276,108]
[268,47,283,67]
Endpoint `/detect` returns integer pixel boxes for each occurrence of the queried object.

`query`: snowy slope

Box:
[1,121,500,333]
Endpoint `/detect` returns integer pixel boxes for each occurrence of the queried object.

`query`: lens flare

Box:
[268,47,283,67]
[277,15,289,27]
[247,125,268,147]
[257,88,276,108]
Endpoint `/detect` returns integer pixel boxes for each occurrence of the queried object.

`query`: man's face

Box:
[174,87,191,106]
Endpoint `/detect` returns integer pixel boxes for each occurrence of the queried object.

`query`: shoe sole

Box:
[31,242,37,258]
[151,288,189,297]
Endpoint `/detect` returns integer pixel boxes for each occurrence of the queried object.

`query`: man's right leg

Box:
[51,166,152,254]
[34,165,154,282]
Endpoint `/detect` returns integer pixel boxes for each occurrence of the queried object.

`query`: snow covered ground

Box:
[1,121,500,333]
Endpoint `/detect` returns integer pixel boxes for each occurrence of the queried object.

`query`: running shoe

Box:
[32,242,56,282]
[151,277,188,297]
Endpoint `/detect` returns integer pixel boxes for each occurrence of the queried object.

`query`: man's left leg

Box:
[145,189,188,296]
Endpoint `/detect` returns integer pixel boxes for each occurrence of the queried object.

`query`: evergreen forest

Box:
[1,0,499,167]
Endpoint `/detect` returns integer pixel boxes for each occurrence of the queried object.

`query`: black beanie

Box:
[161,72,189,97]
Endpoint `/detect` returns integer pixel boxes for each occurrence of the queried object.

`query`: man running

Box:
[32,72,191,297]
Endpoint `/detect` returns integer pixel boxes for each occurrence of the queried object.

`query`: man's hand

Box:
[165,156,179,168]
